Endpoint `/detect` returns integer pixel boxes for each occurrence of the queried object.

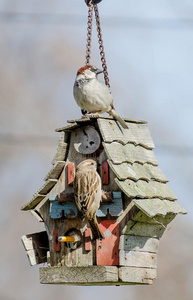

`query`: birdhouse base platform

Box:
[40,266,156,286]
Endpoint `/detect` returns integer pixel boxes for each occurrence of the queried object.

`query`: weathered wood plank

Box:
[29,210,44,222]
[132,210,176,225]
[51,133,68,165]
[108,161,168,182]
[22,181,57,211]
[21,231,48,266]
[67,162,75,185]
[102,161,109,184]
[119,267,157,284]
[119,250,157,268]
[119,235,159,253]
[115,179,177,200]
[40,266,119,285]
[97,220,120,266]
[103,142,158,166]
[68,115,147,124]
[98,118,154,149]
[21,194,46,211]
[55,123,79,132]
[123,221,165,238]
[44,161,65,181]
[38,179,58,195]
[133,198,187,218]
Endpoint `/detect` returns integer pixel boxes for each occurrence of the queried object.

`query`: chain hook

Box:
[85,0,102,6]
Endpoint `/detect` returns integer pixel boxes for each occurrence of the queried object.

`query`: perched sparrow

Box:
[73,159,104,240]
[73,65,128,129]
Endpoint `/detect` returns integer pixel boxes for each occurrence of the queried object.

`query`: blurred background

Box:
[1,0,193,299]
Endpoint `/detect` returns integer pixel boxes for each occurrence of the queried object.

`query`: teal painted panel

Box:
[50,201,78,219]
[50,192,123,218]
[96,192,123,217]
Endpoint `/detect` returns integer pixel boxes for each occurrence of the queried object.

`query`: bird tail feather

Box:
[109,108,129,129]
[88,215,104,240]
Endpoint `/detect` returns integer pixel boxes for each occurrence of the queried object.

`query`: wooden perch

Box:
[58,190,113,203]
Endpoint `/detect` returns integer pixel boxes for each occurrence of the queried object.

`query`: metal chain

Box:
[85,1,110,88]
[94,5,110,88]
[85,0,94,65]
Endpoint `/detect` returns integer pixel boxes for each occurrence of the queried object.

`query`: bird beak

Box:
[95,68,103,75]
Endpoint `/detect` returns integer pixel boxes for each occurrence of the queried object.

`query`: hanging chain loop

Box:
[94,5,110,88]
[85,1,110,88]
[85,1,94,65]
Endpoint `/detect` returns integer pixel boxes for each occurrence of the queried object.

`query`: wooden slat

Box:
[132,210,176,225]
[102,161,109,185]
[21,231,48,266]
[44,161,65,181]
[29,210,43,222]
[133,198,187,218]
[115,179,177,200]
[54,229,61,252]
[40,266,119,285]
[85,228,92,251]
[119,267,157,284]
[55,123,79,132]
[119,235,159,253]
[123,221,165,238]
[97,220,119,266]
[108,161,168,182]
[21,194,46,211]
[68,162,75,185]
[22,179,58,211]
[98,118,154,149]
[68,115,147,124]
[103,142,158,166]
[38,179,58,195]
[51,133,68,165]
[119,250,157,268]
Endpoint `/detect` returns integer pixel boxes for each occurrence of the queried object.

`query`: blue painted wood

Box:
[112,191,122,199]
[50,201,78,219]
[49,193,58,201]
[50,191,123,218]
[96,192,123,217]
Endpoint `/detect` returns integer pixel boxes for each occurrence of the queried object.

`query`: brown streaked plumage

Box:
[73,159,104,240]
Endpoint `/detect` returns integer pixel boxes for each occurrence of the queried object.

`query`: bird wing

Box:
[74,170,99,216]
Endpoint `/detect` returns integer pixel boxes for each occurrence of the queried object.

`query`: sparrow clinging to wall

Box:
[73,65,129,129]
[73,159,104,240]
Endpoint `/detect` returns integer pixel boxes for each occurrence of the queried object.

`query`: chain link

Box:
[85,1,93,65]
[85,1,110,88]
[94,5,110,88]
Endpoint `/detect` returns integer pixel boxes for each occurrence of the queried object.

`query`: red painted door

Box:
[96,220,119,266]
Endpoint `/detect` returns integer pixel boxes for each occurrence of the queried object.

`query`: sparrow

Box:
[73,159,104,240]
[73,65,129,129]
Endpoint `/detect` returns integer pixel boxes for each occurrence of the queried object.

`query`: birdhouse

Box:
[21,115,187,286]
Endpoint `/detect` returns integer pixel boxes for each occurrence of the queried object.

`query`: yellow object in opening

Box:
[58,236,76,243]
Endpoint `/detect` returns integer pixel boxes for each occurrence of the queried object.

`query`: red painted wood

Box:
[54,229,61,252]
[85,228,92,251]
[102,161,109,185]
[68,163,75,185]
[96,220,119,266]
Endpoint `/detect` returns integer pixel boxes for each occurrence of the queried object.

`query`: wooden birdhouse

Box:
[21,115,187,285]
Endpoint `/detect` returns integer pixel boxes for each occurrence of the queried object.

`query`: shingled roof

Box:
[21,115,186,218]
